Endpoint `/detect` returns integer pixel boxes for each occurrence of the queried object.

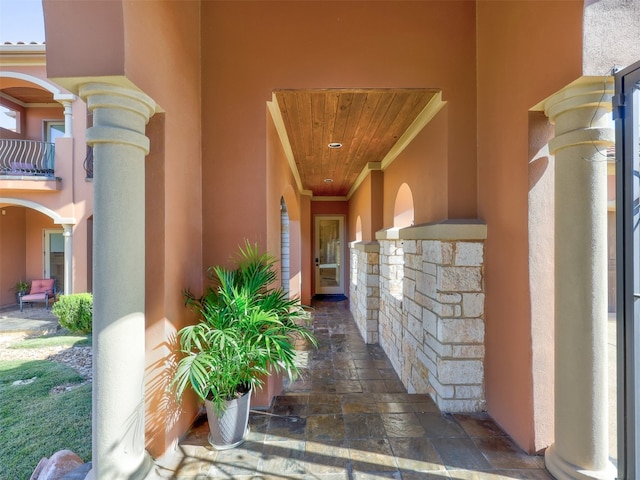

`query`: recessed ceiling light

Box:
[324,178,333,183]
[328,142,342,149]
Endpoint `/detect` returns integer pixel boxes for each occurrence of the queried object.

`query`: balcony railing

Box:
[0,139,55,178]
[84,146,93,179]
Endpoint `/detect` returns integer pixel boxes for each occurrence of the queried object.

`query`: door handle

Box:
[315,258,319,267]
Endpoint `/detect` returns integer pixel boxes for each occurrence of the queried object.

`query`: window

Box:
[44,120,65,142]
[0,105,19,132]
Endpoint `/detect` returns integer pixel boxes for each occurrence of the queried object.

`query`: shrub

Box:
[52,293,93,334]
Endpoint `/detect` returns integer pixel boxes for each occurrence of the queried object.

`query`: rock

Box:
[60,462,92,479]
[29,457,48,480]
[36,450,84,480]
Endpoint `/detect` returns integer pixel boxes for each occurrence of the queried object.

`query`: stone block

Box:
[423,261,437,276]
[454,242,484,266]
[410,367,429,393]
[437,292,462,304]
[452,344,485,358]
[405,297,421,319]
[437,359,483,385]
[454,385,484,399]
[425,335,453,357]
[462,293,485,318]
[437,318,485,344]
[405,253,422,269]
[418,348,437,375]
[403,277,416,299]
[407,314,423,343]
[423,308,437,336]
[437,398,485,413]
[404,266,416,280]
[429,375,455,399]
[437,266,482,292]
[403,240,418,254]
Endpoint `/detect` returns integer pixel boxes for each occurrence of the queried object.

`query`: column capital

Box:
[79,82,156,155]
[543,77,614,156]
[543,76,614,123]
[79,82,155,120]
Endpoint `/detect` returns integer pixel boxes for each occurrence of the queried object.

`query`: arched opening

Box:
[355,216,362,242]
[388,184,414,299]
[0,199,76,306]
[394,183,414,228]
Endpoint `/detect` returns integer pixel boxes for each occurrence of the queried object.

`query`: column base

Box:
[83,451,153,480]
[545,444,617,480]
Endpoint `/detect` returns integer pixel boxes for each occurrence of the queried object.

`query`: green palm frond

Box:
[173,241,317,415]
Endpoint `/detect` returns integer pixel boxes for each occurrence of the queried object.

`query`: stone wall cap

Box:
[349,241,380,252]
[375,227,400,240]
[398,220,487,240]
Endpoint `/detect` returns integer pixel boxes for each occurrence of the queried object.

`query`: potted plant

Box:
[14,280,29,304]
[172,242,316,449]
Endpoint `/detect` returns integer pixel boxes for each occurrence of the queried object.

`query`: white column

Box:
[62,224,73,294]
[79,82,155,480]
[54,93,75,138]
[544,78,616,480]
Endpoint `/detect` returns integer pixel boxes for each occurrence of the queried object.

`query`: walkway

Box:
[151,299,552,479]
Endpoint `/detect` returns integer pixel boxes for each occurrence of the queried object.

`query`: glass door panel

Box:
[314,216,344,295]
[615,59,640,480]
[44,229,64,293]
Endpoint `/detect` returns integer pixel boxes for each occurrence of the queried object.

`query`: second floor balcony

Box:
[0,139,56,178]
[0,139,62,191]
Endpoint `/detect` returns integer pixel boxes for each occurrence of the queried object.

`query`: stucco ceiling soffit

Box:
[273,88,442,198]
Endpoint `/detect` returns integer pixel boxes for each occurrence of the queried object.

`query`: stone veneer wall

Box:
[349,242,380,344]
[349,222,487,413]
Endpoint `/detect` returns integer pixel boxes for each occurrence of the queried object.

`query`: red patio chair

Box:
[19,279,56,312]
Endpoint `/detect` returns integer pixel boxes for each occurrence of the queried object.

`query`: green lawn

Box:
[0,340,91,480]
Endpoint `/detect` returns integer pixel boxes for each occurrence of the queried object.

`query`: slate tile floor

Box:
[151,299,553,480]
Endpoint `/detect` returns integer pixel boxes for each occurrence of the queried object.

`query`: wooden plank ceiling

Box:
[0,86,54,104]
[274,88,439,197]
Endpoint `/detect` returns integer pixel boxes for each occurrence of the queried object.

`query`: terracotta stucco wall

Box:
[44,0,204,456]
[0,206,26,307]
[266,111,303,299]
[201,0,478,275]
[383,108,449,227]
[476,0,583,453]
[43,0,125,79]
[120,1,204,456]
[348,174,373,242]
[25,209,56,281]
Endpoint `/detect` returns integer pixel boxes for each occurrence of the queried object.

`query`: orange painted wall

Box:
[201,0,478,274]
[266,110,303,298]
[382,108,449,227]
[0,206,26,307]
[476,0,583,452]
[25,209,56,281]
[348,170,384,243]
[44,0,205,456]
[120,1,203,456]
[348,175,373,242]
[43,0,125,79]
